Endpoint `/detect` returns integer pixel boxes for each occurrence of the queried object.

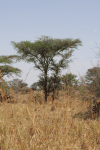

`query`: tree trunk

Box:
[52,88,55,104]
[44,71,48,103]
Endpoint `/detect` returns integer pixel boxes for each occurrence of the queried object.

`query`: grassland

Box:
[0,84,99,150]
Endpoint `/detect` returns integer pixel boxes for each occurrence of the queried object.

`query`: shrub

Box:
[20,87,32,94]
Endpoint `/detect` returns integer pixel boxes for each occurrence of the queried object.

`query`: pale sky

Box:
[0,0,100,87]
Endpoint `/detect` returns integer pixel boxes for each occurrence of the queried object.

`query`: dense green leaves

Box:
[61,73,79,87]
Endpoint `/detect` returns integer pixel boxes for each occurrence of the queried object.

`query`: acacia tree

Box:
[37,59,62,102]
[11,36,82,102]
[0,55,22,93]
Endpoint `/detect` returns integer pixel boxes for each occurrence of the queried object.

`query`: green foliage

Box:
[31,82,41,90]
[8,79,28,93]
[0,65,21,78]
[0,55,22,78]
[0,55,22,96]
[0,55,22,95]
[11,35,82,102]
[61,73,79,88]
[84,67,100,98]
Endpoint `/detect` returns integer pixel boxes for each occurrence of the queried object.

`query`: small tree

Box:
[0,55,22,93]
[61,73,79,89]
[8,79,28,93]
[11,36,82,102]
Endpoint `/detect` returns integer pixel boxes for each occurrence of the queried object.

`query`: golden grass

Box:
[0,90,99,150]
[0,70,100,149]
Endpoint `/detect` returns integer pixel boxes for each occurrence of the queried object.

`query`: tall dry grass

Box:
[0,68,100,150]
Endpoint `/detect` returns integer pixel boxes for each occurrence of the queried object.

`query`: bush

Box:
[20,87,32,94]
[0,91,14,103]
[92,102,100,118]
